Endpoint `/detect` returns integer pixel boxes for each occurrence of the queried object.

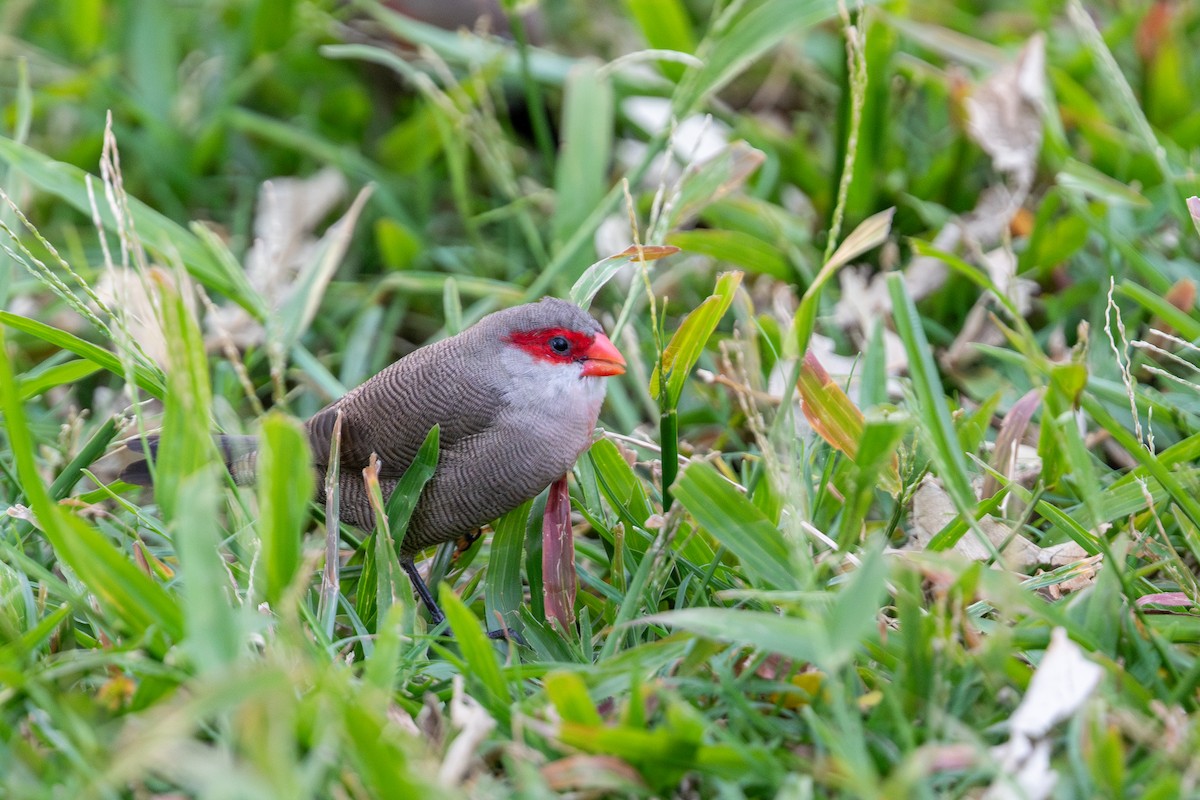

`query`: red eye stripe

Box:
[506,328,595,364]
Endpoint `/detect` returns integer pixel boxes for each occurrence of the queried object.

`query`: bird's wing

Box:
[306,336,503,478]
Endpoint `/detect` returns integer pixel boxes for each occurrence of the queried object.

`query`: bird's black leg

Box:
[400,557,447,627]
[400,556,526,645]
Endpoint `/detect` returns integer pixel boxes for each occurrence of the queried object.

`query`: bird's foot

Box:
[486,627,528,647]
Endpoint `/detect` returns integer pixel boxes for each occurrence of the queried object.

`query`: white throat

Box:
[497,349,607,423]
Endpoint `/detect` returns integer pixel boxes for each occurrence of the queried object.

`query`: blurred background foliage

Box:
[3,0,1200,796]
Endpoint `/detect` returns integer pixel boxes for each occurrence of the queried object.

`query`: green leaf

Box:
[1116,280,1200,342]
[16,359,101,400]
[257,413,315,608]
[176,468,241,673]
[588,438,654,529]
[0,311,165,399]
[651,271,743,408]
[154,271,216,524]
[360,460,406,629]
[570,244,680,309]
[363,604,409,693]
[666,229,792,279]
[824,546,888,663]
[49,415,122,500]
[640,608,824,665]
[673,0,865,117]
[624,0,695,80]
[673,461,797,590]
[793,207,893,357]
[1082,395,1200,534]
[0,136,264,315]
[544,670,604,726]
[641,547,886,672]
[0,327,183,653]
[439,584,512,719]
[485,500,531,637]
[553,62,613,250]
[386,425,440,553]
[887,274,981,552]
[1056,157,1151,208]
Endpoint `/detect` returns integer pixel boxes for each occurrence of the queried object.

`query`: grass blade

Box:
[440,584,513,720]
[153,270,215,524]
[570,244,679,309]
[0,311,165,398]
[176,468,240,672]
[486,500,531,638]
[0,327,183,651]
[385,425,440,552]
[257,412,315,608]
[673,461,797,590]
[793,207,893,357]
[553,62,613,253]
[0,136,263,314]
[651,271,743,408]
[887,273,981,551]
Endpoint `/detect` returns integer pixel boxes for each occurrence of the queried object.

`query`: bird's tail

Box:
[120,434,260,486]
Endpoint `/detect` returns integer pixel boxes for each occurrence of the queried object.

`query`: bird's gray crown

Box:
[482,297,602,336]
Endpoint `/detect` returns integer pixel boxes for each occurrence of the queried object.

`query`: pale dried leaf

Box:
[1010,627,1103,740]
[622,96,732,163]
[541,755,646,794]
[982,388,1044,501]
[887,36,1046,313]
[95,267,184,368]
[829,269,908,372]
[1136,591,1196,608]
[986,628,1102,800]
[822,207,895,278]
[986,739,1055,800]
[908,477,1087,570]
[438,675,497,786]
[205,167,348,348]
[966,34,1046,183]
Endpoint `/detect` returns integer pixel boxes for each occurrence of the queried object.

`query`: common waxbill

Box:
[124,297,626,629]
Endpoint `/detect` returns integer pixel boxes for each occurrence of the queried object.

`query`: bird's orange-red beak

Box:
[581,333,626,377]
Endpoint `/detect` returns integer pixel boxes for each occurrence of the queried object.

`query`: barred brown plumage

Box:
[120,297,626,635]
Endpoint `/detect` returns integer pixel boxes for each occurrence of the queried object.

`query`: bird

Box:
[123,297,626,632]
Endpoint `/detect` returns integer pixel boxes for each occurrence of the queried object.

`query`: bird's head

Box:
[484,298,626,403]
[505,327,625,378]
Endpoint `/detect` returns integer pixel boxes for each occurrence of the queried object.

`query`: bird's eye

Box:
[549,336,571,354]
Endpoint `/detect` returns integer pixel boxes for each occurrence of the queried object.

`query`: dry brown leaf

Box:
[205,167,349,348]
[981,387,1044,501]
[95,266,194,369]
[966,34,1046,184]
[846,34,1047,324]
[907,477,1087,570]
[541,755,647,795]
[942,247,1039,373]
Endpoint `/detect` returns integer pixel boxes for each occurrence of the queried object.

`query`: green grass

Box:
[3,0,1200,796]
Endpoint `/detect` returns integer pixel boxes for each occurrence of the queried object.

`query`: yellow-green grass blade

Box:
[0,327,183,651]
[0,136,263,315]
[673,461,797,590]
[257,412,315,609]
[0,311,165,399]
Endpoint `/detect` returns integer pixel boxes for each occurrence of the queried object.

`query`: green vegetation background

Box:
[1,0,1199,796]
